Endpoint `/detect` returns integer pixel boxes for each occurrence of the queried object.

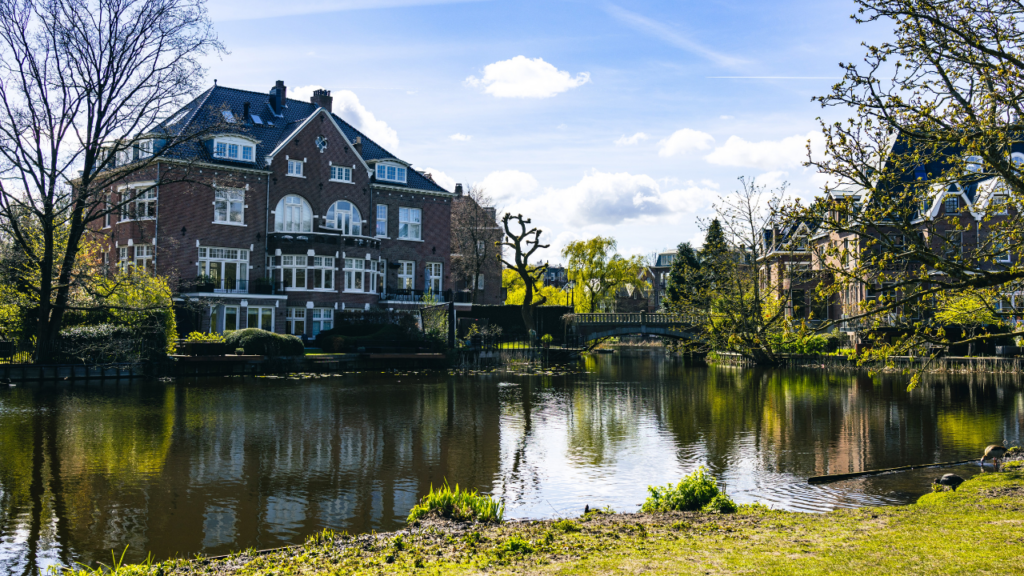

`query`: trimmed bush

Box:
[407,481,504,524]
[58,324,165,363]
[223,328,304,357]
[641,466,737,514]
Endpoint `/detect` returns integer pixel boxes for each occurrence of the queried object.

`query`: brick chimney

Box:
[310,89,333,112]
[455,183,463,196]
[269,80,287,115]
[353,136,362,155]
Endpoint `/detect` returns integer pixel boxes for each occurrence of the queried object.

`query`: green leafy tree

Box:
[664,242,701,312]
[561,236,648,313]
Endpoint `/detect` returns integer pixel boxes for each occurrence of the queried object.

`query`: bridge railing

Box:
[574,312,695,325]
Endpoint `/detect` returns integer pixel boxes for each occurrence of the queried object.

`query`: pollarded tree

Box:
[0,0,225,362]
[788,0,1024,367]
[500,213,549,334]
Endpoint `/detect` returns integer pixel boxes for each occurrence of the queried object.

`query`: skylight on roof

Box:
[222,110,235,123]
[250,114,263,125]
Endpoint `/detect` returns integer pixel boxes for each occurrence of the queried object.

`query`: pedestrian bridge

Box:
[573,312,699,343]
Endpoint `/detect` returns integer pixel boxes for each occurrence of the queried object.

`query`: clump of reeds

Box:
[407,481,505,524]
[641,466,737,513]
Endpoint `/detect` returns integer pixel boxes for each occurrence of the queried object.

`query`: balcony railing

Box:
[268,232,381,252]
[179,278,283,295]
[380,289,453,304]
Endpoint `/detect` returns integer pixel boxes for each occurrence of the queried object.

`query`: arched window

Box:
[1011,152,1024,167]
[275,195,312,232]
[325,201,362,235]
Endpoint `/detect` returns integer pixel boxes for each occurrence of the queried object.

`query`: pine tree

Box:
[664,242,701,312]
[699,219,730,291]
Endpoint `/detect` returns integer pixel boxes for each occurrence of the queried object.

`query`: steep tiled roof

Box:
[150,85,450,194]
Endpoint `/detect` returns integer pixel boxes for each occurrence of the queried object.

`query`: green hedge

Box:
[458,305,572,344]
[58,324,165,364]
[224,328,304,357]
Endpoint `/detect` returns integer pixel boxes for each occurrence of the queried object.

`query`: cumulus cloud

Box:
[465,56,590,98]
[292,85,400,151]
[657,129,715,157]
[449,133,472,141]
[704,131,824,170]
[421,167,456,192]
[615,132,649,146]
[476,170,541,204]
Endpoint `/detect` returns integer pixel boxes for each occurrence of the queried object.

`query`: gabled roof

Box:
[149,85,450,195]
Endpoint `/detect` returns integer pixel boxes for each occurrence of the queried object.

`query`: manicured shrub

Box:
[58,324,166,363]
[406,481,504,524]
[641,466,736,514]
[223,328,303,357]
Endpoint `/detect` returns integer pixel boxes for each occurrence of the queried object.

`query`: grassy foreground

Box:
[72,472,1024,576]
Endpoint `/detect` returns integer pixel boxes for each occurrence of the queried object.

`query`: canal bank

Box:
[68,471,1024,575]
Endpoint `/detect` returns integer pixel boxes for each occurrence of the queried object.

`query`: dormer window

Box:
[376,162,407,184]
[993,195,1009,215]
[138,139,153,159]
[222,110,236,123]
[213,136,255,163]
[944,195,960,214]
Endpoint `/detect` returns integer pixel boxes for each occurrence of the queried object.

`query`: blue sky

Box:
[202,0,891,262]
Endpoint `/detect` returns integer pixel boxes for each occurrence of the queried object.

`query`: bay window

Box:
[324,201,362,235]
[135,245,154,273]
[281,255,307,289]
[312,309,333,336]
[398,207,421,240]
[343,258,379,293]
[118,247,130,271]
[312,256,335,290]
[286,308,305,336]
[121,187,156,220]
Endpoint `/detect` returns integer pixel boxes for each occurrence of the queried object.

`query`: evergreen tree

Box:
[699,219,730,291]
[664,242,701,312]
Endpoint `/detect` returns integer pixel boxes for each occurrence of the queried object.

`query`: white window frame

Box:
[247,306,275,331]
[120,186,157,221]
[197,247,249,292]
[312,256,335,290]
[103,194,112,228]
[344,258,377,293]
[992,195,1009,215]
[274,195,313,232]
[324,201,362,235]
[212,136,255,163]
[138,139,153,159]
[376,162,407,183]
[398,207,421,240]
[134,245,153,273]
[214,188,245,225]
[426,262,442,293]
[944,195,960,214]
[118,246,130,272]
[286,307,306,336]
[311,308,333,336]
[376,204,388,237]
[280,254,308,290]
[287,159,304,177]
[330,165,352,183]
[398,260,415,290]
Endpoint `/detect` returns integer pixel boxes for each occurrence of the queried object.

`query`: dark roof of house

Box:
[149,85,449,195]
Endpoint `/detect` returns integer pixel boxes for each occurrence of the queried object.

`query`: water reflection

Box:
[0,353,1022,574]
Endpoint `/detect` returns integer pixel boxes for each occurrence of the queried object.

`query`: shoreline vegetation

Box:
[66,472,1024,575]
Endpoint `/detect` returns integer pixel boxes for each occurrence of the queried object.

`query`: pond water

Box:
[1,351,1022,574]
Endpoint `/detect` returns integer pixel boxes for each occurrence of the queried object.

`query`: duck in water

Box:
[981,444,1008,471]
[933,473,965,492]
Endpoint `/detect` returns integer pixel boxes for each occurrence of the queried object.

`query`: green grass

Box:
[61,472,1024,575]
[406,481,505,524]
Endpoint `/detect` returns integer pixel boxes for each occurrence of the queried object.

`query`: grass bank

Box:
[72,472,1024,575]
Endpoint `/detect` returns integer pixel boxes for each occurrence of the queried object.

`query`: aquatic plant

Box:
[642,466,737,513]
[407,481,505,524]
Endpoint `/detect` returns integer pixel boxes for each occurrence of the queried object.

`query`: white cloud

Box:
[615,132,649,146]
[292,85,400,151]
[657,129,715,157]
[449,133,472,141]
[720,115,734,120]
[421,168,456,192]
[476,170,541,204]
[704,131,824,170]
[465,56,591,98]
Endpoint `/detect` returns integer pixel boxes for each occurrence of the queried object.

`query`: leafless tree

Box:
[451,186,501,304]
[0,0,225,361]
[500,213,548,334]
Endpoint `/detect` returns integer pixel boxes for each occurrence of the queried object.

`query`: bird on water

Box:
[981,444,1008,471]
[933,473,966,492]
